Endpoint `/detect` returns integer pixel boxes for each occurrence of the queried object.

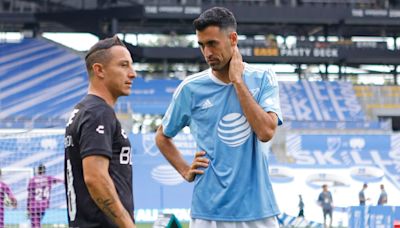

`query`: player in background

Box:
[27,164,62,228]
[0,169,17,227]
[298,194,305,218]
[318,184,333,228]
[359,183,370,206]
[377,184,388,205]
[155,7,283,228]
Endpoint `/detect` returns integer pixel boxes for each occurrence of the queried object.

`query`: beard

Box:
[210,64,223,71]
[207,59,226,71]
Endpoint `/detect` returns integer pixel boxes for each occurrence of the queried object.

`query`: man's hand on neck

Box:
[228,46,244,84]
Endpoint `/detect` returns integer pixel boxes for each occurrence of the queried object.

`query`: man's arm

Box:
[83,155,135,228]
[27,180,33,210]
[50,176,63,184]
[359,192,365,202]
[229,47,278,142]
[317,193,324,207]
[4,184,17,208]
[155,126,209,182]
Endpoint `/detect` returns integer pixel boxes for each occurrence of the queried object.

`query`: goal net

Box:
[0,129,67,227]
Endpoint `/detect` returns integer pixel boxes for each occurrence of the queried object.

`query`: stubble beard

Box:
[208,61,226,71]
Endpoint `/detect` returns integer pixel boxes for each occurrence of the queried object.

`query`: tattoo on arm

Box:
[96,197,118,219]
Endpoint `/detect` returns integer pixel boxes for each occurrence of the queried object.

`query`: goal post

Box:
[0,129,67,227]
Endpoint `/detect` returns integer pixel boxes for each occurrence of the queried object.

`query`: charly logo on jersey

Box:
[217,113,251,147]
[121,129,128,139]
[96,125,105,134]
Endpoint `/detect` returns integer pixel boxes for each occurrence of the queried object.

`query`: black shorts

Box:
[323,208,332,217]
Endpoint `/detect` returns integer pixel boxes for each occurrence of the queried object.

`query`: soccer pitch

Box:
[5,224,190,228]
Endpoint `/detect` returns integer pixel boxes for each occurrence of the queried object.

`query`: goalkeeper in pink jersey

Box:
[0,169,17,227]
[27,164,62,228]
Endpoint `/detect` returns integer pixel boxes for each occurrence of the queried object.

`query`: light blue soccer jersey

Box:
[162,63,283,221]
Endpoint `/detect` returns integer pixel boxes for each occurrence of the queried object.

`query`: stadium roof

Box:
[2,0,400,38]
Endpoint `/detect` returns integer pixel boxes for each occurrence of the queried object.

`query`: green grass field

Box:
[5,224,190,228]
[6,224,350,228]
[137,223,189,228]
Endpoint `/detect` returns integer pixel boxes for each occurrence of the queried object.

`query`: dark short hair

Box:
[193,7,237,32]
[85,35,127,75]
[38,163,46,174]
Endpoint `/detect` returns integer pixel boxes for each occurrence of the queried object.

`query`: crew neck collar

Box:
[208,63,247,86]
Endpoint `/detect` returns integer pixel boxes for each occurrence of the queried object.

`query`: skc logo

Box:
[217,113,251,147]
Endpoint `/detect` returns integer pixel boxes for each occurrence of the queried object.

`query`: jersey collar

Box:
[208,62,248,86]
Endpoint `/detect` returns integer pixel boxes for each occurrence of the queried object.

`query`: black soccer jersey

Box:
[64,94,134,227]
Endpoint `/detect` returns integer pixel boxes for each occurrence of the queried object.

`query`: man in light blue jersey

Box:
[155,6,282,228]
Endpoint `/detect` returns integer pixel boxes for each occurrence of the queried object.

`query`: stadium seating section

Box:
[0,38,87,128]
[354,85,400,116]
[1,39,392,130]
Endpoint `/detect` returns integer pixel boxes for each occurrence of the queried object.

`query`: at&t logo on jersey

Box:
[217,113,251,147]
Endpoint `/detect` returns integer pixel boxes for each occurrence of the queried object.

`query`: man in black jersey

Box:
[64,35,136,228]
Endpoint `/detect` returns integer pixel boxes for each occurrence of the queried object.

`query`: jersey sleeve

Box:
[259,68,283,125]
[49,176,63,184]
[162,85,192,137]
[317,193,322,204]
[3,183,16,200]
[27,179,34,209]
[79,106,116,159]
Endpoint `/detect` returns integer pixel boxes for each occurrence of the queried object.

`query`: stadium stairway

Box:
[0,38,88,128]
[277,213,323,227]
